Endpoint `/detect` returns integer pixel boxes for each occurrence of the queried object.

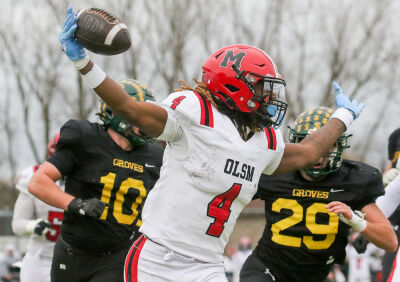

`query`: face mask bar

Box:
[289,129,351,177]
[232,64,288,128]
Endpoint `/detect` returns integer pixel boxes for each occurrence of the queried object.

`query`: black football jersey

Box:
[253,160,384,282]
[48,119,164,253]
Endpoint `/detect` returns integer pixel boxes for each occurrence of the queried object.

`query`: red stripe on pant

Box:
[124,235,146,282]
[388,254,397,282]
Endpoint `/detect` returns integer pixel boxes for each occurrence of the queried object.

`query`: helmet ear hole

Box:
[225,84,240,92]
[202,71,211,84]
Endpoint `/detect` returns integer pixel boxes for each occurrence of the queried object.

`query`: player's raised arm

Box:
[274,82,365,175]
[59,6,167,138]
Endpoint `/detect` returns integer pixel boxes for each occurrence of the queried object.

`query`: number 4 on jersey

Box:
[171,96,186,110]
[206,184,242,237]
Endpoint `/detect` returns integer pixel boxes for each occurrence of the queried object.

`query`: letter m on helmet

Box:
[219,50,247,69]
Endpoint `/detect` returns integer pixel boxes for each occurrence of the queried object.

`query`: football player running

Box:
[240,107,397,282]
[29,79,164,282]
[58,6,366,282]
[352,127,400,281]
[383,128,400,186]
[12,134,64,282]
[374,129,400,281]
[377,174,400,281]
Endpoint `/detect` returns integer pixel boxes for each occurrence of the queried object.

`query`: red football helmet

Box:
[47,132,60,158]
[202,45,287,128]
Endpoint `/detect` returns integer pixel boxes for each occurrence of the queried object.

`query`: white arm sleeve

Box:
[376,174,400,217]
[156,109,183,142]
[11,193,35,236]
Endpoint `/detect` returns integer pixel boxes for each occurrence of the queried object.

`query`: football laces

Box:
[88,8,118,23]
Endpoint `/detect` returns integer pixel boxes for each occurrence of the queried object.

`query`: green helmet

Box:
[288,106,350,178]
[97,79,156,146]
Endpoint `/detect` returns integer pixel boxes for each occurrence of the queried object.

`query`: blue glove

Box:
[59,6,86,61]
[333,82,365,119]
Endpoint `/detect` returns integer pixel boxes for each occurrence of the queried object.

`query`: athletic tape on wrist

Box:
[339,210,367,232]
[330,108,354,131]
[73,56,90,70]
[81,63,106,89]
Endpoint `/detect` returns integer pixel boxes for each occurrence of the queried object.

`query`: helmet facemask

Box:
[289,131,350,178]
[97,79,155,147]
[232,64,287,129]
[288,106,350,179]
[110,114,152,147]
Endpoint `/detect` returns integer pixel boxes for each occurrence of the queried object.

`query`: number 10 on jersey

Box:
[99,172,147,225]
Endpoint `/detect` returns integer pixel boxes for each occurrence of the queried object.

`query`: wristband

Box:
[339,210,367,232]
[81,63,106,89]
[330,108,354,131]
[73,55,90,70]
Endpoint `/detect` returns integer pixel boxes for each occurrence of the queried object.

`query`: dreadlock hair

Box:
[175,79,263,140]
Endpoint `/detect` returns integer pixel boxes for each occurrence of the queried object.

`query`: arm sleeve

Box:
[156,109,183,142]
[376,174,400,217]
[11,193,35,236]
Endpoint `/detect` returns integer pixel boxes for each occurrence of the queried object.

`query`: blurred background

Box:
[0,0,399,280]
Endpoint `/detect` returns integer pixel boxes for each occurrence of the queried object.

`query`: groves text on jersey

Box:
[224,158,254,182]
[292,188,329,199]
[113,158,143,172]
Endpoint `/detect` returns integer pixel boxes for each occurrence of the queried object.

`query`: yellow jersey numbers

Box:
[271,198,339,250]
[99,172,147,226]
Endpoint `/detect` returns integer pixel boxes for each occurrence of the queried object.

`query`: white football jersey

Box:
[140,91,284,263]
[13,166,64,258]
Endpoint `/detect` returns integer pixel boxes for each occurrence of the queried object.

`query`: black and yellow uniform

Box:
[49,119,163,282]
[240,160,384,282]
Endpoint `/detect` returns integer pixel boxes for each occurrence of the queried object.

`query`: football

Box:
[75,8,131,55]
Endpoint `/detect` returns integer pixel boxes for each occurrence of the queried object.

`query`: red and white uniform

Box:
[346,243,384,282]
[126,91,284,281]
[12,165,64,282]
[377,174,400,282]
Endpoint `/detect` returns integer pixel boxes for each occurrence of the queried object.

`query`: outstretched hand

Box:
[59,6,86,61]
[333,82,365,119]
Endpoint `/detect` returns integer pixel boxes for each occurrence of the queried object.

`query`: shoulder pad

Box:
[160,91,214,128]
[344,160,384,199]
[57,119,92,150]
[15,166,37,195]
